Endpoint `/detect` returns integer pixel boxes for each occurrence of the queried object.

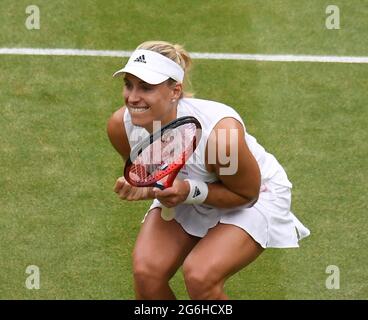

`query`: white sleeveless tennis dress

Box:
[123,98,310,248]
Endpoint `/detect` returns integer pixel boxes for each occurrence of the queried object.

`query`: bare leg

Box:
[183,223,264,300]
[133,208,199,299]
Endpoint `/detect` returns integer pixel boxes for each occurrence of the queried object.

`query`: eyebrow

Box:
[123,77,151,85]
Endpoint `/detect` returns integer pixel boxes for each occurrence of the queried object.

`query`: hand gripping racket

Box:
[124,116,202,220]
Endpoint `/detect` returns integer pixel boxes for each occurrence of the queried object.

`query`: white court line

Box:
[0,47,368,64]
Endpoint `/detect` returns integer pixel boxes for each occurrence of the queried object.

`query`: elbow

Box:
[245,193,259,208]
[242,182,261,208]
[231,188,259,208]
[241,188,259,208]
[247,169,261,206]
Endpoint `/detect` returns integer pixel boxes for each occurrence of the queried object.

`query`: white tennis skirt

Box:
[146,181,310,248]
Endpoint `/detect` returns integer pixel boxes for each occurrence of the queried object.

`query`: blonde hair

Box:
[137,41,193,98]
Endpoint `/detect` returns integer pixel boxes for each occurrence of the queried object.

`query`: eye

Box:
[141,84,153,92]
[123,79,132,90]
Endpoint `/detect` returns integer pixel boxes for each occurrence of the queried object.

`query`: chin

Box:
[130,115,152,130]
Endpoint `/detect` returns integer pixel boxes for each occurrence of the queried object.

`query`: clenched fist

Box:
[152,179,190,207]
[114,176,155,201]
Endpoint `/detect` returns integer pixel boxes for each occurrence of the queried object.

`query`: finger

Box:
[157,199,171,207]
[118,184,131,199]
[155,192,178,206]
[153,186,175,198]
[117,179,134,199]
[159,200,176,208]
[114,176,126,193]
[121,178,135,195]
[126,187,141,201]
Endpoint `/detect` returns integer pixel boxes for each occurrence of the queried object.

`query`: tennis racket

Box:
[124,116,202,221]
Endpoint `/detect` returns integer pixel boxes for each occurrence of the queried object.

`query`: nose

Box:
[125,88,141,105]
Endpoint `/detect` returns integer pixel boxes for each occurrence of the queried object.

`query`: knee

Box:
[183,258,224,300]
[132,250,170,294]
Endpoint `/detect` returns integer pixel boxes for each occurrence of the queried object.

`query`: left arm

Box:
[203,117,261,208]
[155,117,261,208]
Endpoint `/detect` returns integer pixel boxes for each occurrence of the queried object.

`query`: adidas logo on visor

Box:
[133,55,146,63]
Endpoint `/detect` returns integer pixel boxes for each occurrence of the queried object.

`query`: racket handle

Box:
[161,206,175,221]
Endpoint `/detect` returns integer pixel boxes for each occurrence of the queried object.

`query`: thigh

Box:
[184,223,264,281]
[133,208,200,278]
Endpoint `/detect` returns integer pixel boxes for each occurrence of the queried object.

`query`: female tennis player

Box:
[107,41,310,300]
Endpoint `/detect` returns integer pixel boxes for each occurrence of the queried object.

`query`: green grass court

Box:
[0,0,367,299]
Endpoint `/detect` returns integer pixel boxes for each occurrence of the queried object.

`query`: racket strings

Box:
[128,123,198,184]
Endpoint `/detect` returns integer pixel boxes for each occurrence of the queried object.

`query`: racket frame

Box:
[124,116,202,189]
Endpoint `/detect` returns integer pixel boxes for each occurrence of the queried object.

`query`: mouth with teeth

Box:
[128,105,150,113]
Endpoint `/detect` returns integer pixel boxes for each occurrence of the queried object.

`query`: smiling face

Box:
[123,73,182,132]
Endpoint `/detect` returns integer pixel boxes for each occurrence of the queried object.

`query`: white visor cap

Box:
[113,49,184,85]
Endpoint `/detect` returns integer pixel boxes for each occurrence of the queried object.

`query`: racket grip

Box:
[161,206,175,221]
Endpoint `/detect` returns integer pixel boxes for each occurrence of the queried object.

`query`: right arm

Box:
[107,107,155,201]
[107,106,131,160]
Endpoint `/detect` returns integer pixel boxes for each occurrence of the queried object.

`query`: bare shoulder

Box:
[109,106,126,126]
[107,106,130,159]
[206,116,261,201]
[212,117,245,131]
[207,117,246,148]
[205,117,245,172]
